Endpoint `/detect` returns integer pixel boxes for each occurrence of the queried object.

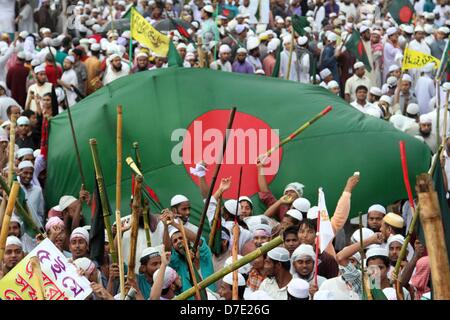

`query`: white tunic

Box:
[61,69,78,107]
[102,62,130,85]
[280,50,298,82]
[297,52,310,84]
[0,0,15,33]
[414,75,435,115]
[210,59,232,72]
[18,4,35,33]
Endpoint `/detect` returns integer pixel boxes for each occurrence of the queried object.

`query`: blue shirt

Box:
[321,44,339,82]
[232,60,255,74]
[137,273,153,300]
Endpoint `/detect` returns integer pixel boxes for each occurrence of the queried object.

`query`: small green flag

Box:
[271,43,282,77]
[168,41,183,67]
[292,15,310,36]
[388,0,414,25]
[345,30,372,72]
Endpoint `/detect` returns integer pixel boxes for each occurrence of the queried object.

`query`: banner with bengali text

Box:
[131,7,169,56]
[402,47,441,70]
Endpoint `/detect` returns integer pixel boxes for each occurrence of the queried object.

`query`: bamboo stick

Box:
[89,139,117,264]
[416,173,450,299]
[232,166,243,300]
[127,175,142,282]
[173,236,283,300]
[30,256,46,300]
[115,105,125,300]
[0,182,20,261]
[208,197,222,248]
[285,26,295,80]
[8,115,16,186]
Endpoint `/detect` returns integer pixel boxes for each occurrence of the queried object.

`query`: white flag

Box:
[318,188,335,253]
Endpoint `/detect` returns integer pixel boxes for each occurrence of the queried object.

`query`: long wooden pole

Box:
[127,175,142,282]
[178,220,202,300]
[232,166,243,300]
[208,196,222,248]
[89,139,117,264]
[416,173,450,299]
[0,182,20,262]
[286,27,295,80]
[442,90,449,144]
[173,236,284,300]
[29,256,46,300]
[115,105,125,300]
[66,95,86,188]
[193,107,237,254]
[8,115,16,186]
[437,82,442,148]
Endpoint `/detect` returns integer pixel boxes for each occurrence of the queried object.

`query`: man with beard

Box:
[72,48,88,96]
[0,237,25,278]
[217,272,247,300]
[210,44,232,72]
[57,56,78,107]
[103,54,130,85]
[259,247,292,299]
[359,26,375,86]
[232,48,254,74]
[246,37,262,72]
[26,64,53,112]
[386,234,411,281]
[366,204,386,232]
[132,52,150,73]
[137,246,162,299]
[418,115,437,153]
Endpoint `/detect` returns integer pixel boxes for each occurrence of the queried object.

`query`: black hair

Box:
[6,105,19,116]
[42,92,52,98]
[355,85,368,93]
[277,260,291,271]
[239,199,253,209]
[386,223,403,235]
[21,109,35,118]
[161,286,170,296]
[367,255,390,268]
[238,284,246,300]
[283,225,299,240]
[287,291,309,300]
[299,219,317,232]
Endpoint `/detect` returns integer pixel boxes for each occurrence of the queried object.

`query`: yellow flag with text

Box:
[131,7,170,56]
[402,47,441,70]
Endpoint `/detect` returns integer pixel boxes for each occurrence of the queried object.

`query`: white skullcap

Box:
[287,278,309,299]
[6,236,22,248]
[383,212,405,228]
[286,209,303,221]
[424,24,434,34]
[64,55,75,63]
[153,266,178,289]
[388,65,400,73]
[314,290,335,300]
[168,226,180,239]
[414,25,424,33]
[267,39,279,53]
[45,216,64,232]
[246,290,274,300]
[1,120,10,128]
[170,194,189,207]
[247,37,260,51]
[267,246,290,262]
[10,215,21,225]
[185,52,195,60]
[18,160,34,170]
[70,227,89,244]
[386,27,397,36]
[31,59,41,67]
[307,206,319,220]
[366,107,382,118]
[360,25,370,33]
[292,198,311,213]
[419,115,432,124]
[73,257,96,277]
[177,43,187,50]
[91,43,101,51]
[136,52,149,59]
[19,31,29,39]
[17,51,26,60]
[275,16,284,23]
[422,62,435,73]
[224,199,241,216]
[352,252,361,263]
[291,244,315,263]
[369,87,382,96]
[223,272,246,286]
[386,76,398,88]
[224,255,251,274]
[351,227,374,244]
[235,24,247,34]
[354,61,365,70]
[402,74,412,83]
[108,53,120,62]
[368,204,386,214]
[297,36,308,46]
[284,182,304,197]
[17,148,34,159]
[320,68,332,79]
[17,116,30,126]
[366,247,388,265]
[282,35,292,45]
[403,25,414,34]
[327,80,340,89]
[219,44,231,54]
[140,246,161,261]
[236,47,247,54]
[439,26,450,34]
[387,234,405,248]
[406,103,420,115]
[252,223,272,237]
[238,196,252,206]
[327,32,338,42]
[203,4,214,13]
[58,195,77,211]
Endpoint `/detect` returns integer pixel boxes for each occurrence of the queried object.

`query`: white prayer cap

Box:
[352,252,361,263]
[438,26,450,34]
[203,4,214,13]
[70,227,90,244]
[424,24,434,34]
[108,53,120,62]
[403,25,414,34]
[247,37,260,51]
[170,194,189,207]
[168,227,180,239]
[297,36,308,46]
[140,246,161,261]
[306,10,314,17]
[121,30,131,39]
[388,65,400,74]
[176,43,187,50]
[19,31,29,39]
[186,43,196,53]
[238,196,252,206]
[92,24,102,33]
[235,24,247,34]
[34,64,46,74]
[73,257,96,276]
[443,82,450,92]
[419,115,432,124]
[307,206,319,220]
[136,52,148,59]
[368,204,386,214]
[291,244,315,262]
[402,74,412,83]
[369,87,382,96]
[275,16,284,24]
[327,32,338,42]
[304,26,312,34]
[387,76,398,87]
[153,266,178,289]
[425,12,435,20]
[18,160,34,170]
[414,25,425,33]
[17,148,34,159]
[292,198,311,213]
[16,116,30,126]
[224,255,251,274]
[351,227,374,244]
[219,44,231,53]
[314,290,335,300]
[353,61,365,70]
[267,246,290,262]
[223,272,245,286]
[311,75,321,82]
[422,62,434,73]
[287,278,309,299]
[246,290,273,300]
[366,107,382,118]
[286,209,303,221]
[366,247,388,265]
[320,68,332,79]
[0,120,10,128]
[10,215,21,225]
[59,195,77,211]
[406,103,420,115]
[387,234,405,248]
[282,35,292,45]
[252,223,272,237]
[360,25,370,33]
[17,51,26,60]
[64,55,75,63]
[386,27,397,36]
[284,182,304,197]
[0,81,6,90]
[224,199,241,216]
[327,80,340,89]
[31,59,41,67]
[91,43,101,51]
[383,288,397,300]
[6,236,22,248]
[45,216,64,232]
[40,27,51,34]
[185,52,195,60]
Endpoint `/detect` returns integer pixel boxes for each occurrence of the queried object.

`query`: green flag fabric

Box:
[292,15,310,36]
[46,68,431,226]
[388,0,414,25]
[271,44,282,77]
[168,41,183,67]
[345,30,372,72]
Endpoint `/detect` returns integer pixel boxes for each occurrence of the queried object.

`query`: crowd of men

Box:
[0,0,447,300]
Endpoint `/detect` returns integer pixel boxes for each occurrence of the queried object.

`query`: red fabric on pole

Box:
[399,141,415,209]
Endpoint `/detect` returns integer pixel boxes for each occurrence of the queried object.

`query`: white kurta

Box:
[297,52,310,84]
[383,41,402,82]
[18,4,35,33]
[61,69,78,107]
[415,75,435,115]
[102,62,130,85]
[280,50,298,82]
[0,0,15,33]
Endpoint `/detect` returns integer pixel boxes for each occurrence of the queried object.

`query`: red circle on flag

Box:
[399,6,413,23]
[182,110,282,199]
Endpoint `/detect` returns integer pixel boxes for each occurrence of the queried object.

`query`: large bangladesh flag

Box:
[345,30,372,72]
[46,68,431,227]
[388,0,414,25]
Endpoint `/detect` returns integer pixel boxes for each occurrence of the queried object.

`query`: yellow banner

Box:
[131,7,169,56]
[402,47,441,70]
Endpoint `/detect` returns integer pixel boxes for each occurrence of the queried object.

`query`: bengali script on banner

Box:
[131,7,169,56]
